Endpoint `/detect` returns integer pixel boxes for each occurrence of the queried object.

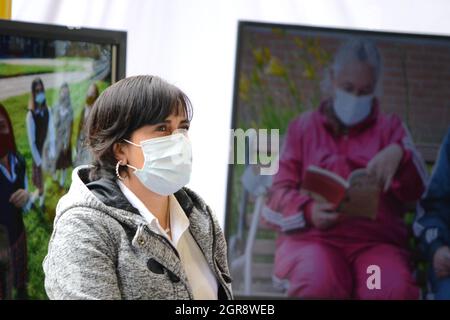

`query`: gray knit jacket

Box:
[43,166,233,300]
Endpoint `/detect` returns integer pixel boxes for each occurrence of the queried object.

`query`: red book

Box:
[301,165,380,219]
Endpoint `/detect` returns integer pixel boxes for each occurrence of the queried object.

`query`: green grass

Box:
[23,206,53,300]
[1,78,109,299]
[0,63,84,78]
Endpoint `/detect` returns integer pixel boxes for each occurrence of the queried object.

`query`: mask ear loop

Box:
[123,139,141,147]
[122,139,141,172]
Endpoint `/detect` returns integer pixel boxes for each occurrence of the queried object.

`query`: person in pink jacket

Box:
[263,38,428,299]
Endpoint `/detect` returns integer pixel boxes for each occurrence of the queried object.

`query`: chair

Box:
[229,132,286,297]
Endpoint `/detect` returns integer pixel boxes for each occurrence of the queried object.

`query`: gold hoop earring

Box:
[116,160,125,181]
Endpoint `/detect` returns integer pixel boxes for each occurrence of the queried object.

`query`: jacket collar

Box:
[79,167,195,219]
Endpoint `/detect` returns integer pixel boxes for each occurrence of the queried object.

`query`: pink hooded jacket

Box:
[263,100,428,258]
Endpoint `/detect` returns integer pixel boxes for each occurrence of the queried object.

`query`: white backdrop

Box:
[12,0,450,227]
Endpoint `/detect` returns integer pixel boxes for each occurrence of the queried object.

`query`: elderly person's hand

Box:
[311,202,341,230]
[366,143,404,192]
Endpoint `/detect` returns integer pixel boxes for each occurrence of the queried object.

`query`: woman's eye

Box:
[156,125,167,132]
[180,125,190,131]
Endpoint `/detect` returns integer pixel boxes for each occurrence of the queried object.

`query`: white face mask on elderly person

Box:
[333,88,373,126]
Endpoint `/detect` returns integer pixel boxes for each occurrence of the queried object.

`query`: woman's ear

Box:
[113,142,128,165]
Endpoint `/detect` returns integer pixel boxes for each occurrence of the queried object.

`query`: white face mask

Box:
[124,130,192,196]
[333,88,373,126]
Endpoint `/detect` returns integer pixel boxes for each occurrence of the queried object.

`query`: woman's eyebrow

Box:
[159,119,189,124]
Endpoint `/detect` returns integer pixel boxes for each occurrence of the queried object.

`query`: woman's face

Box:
[122,112,190,170]
[0,113,9,135]
[34,83,44,95]
[332,61,376,96]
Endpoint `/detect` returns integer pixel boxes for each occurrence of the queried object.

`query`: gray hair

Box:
[321,38,383,97]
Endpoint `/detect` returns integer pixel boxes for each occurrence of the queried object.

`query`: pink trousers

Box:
[274,239,420,299]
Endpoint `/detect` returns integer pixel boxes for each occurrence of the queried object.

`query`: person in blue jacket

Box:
[415,128,450,300]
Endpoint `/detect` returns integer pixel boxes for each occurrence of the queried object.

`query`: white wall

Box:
[12,0,450,227]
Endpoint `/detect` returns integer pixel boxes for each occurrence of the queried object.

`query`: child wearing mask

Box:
[26,78,55,210]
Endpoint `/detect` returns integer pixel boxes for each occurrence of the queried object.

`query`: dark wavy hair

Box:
[86,75,193,180]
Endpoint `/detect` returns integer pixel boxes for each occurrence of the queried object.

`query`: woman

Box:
[26,77,55,210]
[263,39,428,299]
[52,83,74,187]
[43,76,233,300]
[0,104,31,299]
[75,82,99,166]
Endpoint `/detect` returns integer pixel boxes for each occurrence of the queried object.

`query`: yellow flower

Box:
[306,38,321,56]
[266,57,286,77]
[263,47,271,63]
[239,73,250,101]
[303,63,316,80]
[253,48,264,68]
[251,69,262,87]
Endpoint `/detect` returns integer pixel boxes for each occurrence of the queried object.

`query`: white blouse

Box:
[117,180,218,299]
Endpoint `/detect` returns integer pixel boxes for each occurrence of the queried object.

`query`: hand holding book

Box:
[309,202,341,229]
[301,166,381,220]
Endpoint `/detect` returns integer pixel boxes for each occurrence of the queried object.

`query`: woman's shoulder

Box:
[53,203,124,249]
[286,108,322,138]
[377,109,402,124]
[374,110,406,135]
[47,205,124,268]
[56,204,113,229]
